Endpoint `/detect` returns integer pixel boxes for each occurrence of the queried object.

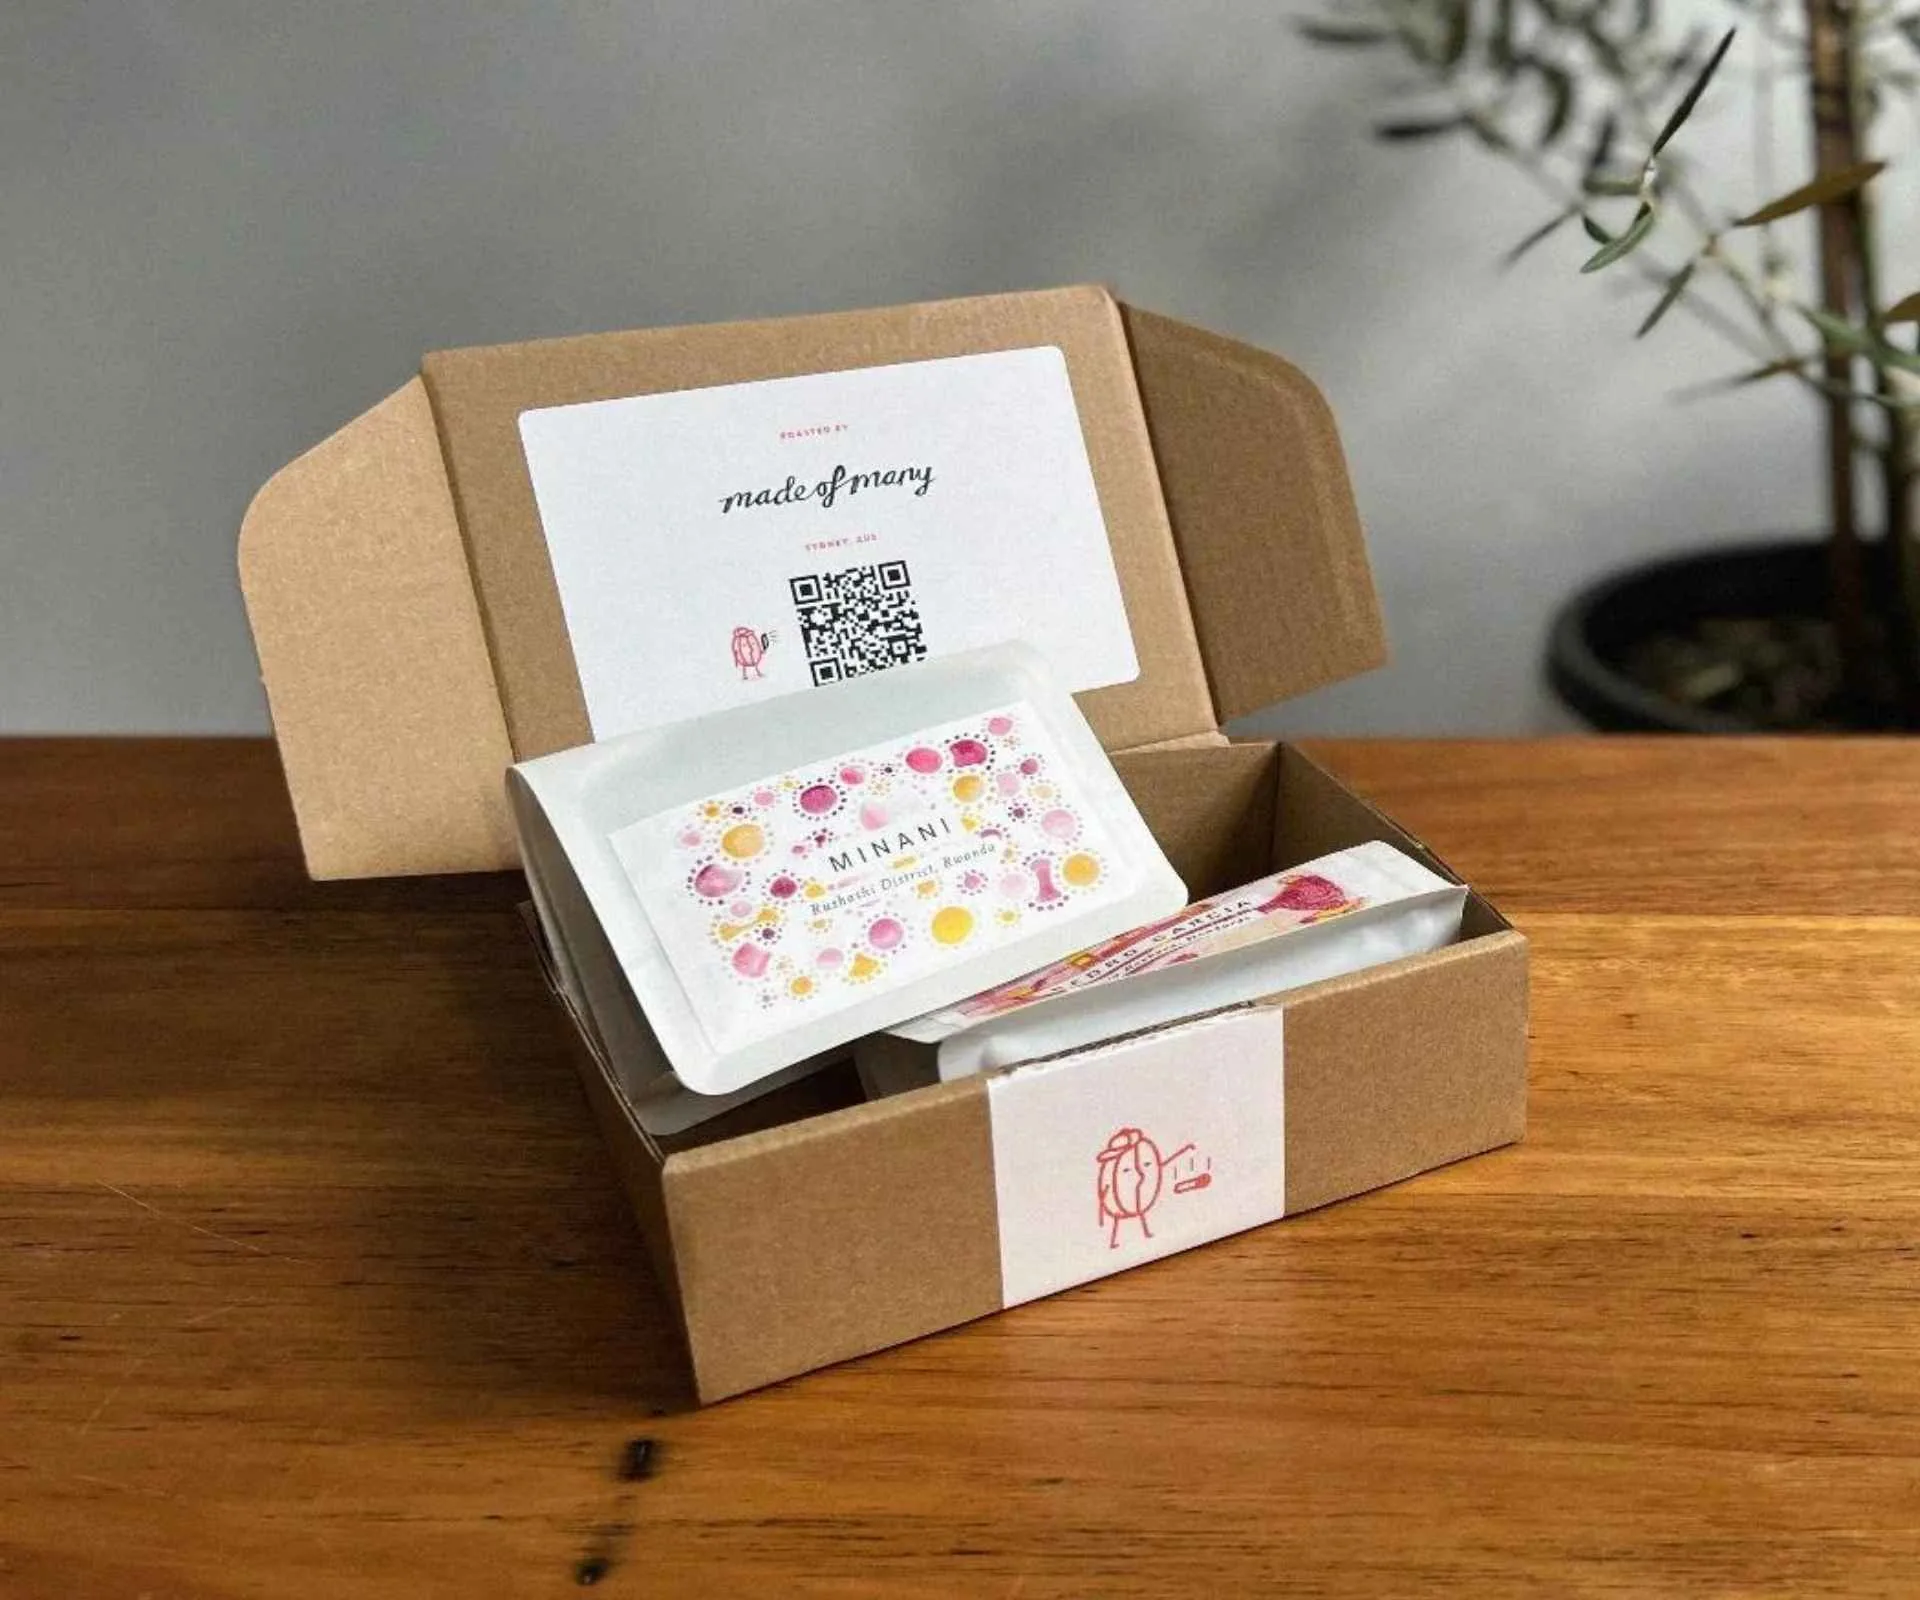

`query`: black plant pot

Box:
[1546,537,1855,733]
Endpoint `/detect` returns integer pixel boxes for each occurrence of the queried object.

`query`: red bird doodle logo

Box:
[730,625,776,680]
[1095,1127,1212,1249]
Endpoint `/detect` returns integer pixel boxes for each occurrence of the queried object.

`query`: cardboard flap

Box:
[1122,308,1385,723]
[238,379,518,877]
[241,292,1388,880]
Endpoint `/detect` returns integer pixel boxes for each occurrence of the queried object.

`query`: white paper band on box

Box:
[986,1006,1286,1308]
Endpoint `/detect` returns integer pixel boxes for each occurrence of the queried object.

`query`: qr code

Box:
[789,561,928,686]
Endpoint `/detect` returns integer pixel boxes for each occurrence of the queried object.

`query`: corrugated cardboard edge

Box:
[1123,308,1387,722]
[238,379,517,878]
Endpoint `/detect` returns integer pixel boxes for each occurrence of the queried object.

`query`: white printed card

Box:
[518,347,1139,739]
[608,701,1138,1055]
[987,1007,1287,1307]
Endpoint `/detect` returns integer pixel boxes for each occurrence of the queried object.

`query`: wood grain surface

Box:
[5,736,1918,1598]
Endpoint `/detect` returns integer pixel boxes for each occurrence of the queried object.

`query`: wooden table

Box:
[6,737,1919,1597]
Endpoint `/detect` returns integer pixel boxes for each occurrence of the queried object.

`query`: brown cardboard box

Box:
[239,286,1527,1402]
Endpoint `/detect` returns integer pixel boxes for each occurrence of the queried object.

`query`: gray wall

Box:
[1,1,1869,735]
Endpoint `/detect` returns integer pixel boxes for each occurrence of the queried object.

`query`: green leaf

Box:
[1490,0,1517,70]
[1581,202,1658,271]
[1582,213,1613,245]
[1437,0,1470,66]
[1296,19,1393,44]
[1465,112,1512,151]
[1526,57,1577,145]
[1736,161,1887,226]
[1650,27,1735,157]
[1726,359,1808,385]
[1583,112,1618,185]
[1391,8,1437,62]
[1503,206,1579,265]
[1806,307,1869,348]
[1803,307,1920,374]
[1673,358,1809,401]
[1572,2,1630,74]
[1656,27,1707,96]
[1374,113,1471,139]
[1885,291,1920,324]
[1584,171,1645,197]
[1636,260,1696,336]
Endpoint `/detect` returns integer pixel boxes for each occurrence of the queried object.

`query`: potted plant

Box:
[1303,0,1920,729]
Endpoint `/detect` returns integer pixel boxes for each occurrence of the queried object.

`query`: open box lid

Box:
[239,286,1384,880]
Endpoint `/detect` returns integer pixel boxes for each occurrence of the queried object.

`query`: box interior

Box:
[562,739,1511,1165]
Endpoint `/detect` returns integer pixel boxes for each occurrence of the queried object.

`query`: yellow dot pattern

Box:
[931,906,975,945]
[1063,853,1101,888]
[721,823,765,860]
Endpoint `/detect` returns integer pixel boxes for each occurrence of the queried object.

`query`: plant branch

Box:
[1805,0,1873,695]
